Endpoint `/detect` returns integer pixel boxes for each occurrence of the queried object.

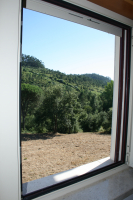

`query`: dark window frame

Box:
[21,0,131,199]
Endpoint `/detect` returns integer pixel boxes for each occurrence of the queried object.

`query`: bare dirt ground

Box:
[22,132,111,183]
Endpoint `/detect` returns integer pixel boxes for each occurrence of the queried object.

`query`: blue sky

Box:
[22,8,115,80]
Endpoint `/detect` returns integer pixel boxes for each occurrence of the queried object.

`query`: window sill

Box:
[22,157,113,196]
[30,164,129,200]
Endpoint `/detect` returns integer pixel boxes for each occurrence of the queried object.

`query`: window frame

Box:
[21,0,131,199]
[1,0,133,200]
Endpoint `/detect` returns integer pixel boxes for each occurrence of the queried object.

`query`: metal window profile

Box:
[25,0,122,37]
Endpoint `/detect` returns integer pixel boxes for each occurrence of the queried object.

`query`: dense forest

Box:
[21,54,113,134]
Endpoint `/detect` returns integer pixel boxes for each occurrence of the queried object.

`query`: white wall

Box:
[0,0,21,200]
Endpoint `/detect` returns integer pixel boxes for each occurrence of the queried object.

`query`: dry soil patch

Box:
[22,132,111,183]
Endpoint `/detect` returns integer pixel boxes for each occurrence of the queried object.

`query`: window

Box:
[21,0,131,199]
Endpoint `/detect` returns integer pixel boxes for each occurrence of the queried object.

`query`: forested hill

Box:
[21,54,113,134]
[83,74,111,85]
[21,54,111,93]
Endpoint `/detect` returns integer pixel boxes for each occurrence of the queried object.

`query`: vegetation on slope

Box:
[21,54,113,134]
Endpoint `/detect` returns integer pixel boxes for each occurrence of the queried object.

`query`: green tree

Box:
[102,108,112,133]
[21,83,42,130]
[22,54,45,69]
[58,91,79,133]
[35,86,63,133]
[35,87,79,133]
[101,80,113,111]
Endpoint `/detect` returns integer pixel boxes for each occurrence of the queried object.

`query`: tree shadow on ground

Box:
[97,131,111,135]
[21,132,62,141]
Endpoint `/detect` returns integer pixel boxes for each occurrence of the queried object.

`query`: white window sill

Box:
[31,164,130,200]
[22,157,113,196]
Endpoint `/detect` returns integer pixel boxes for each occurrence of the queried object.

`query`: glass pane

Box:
[21,8,115,195]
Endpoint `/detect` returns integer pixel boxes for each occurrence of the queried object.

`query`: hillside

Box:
[21,54,113,134]
[83,73,111,85]
[21,54,111,94]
